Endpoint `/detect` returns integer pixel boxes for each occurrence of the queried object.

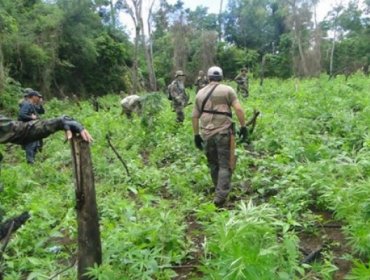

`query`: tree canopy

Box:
[0,0,369,99]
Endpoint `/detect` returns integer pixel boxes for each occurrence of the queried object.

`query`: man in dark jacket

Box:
[18,90,44,163]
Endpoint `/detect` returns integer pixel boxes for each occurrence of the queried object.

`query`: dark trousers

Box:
[24,141,39,164]
[204,133,232,203]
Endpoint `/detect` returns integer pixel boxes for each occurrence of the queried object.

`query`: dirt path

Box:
[172,214,204,279]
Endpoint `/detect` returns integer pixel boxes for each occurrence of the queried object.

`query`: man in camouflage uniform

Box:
[120,94,142,119]
[234,68,249,98]
[168,70,188,123]
[194,70,209,94]
[192,66,247,207]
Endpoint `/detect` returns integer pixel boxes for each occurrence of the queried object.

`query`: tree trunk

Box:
[290,0,308,76]
[329,28,337,79]
[70,136,102,280]
[296,32,308,76]
[132,26,140,95]
[218,0,224,41]
[260,54,266,86]
[110,0,116,28]
[172,20,188,72]
[145,1,157,91]
[0,41,4,93]
[140,16,155,91]
[313,2,321,76]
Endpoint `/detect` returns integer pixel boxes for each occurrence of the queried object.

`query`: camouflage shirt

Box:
[0,115,63,144]
[194,76,209,93]
[234,73,248,85]
[120,95,141,112]
[168,80,188,107]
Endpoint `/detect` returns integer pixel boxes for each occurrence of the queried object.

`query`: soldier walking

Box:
[192,66,247,207]
[168,70,188,123]
[234,68,249,98]
[194,70,209,94]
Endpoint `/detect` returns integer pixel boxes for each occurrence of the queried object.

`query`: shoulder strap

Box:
[200,84,232,118]
[200,84,219,114]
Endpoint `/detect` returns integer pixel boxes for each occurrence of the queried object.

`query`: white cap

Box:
[207,66,223,78]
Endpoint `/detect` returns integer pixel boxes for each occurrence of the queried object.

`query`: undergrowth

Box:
[1,74,370,279]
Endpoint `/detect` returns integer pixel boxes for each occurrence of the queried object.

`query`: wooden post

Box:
[70,136,102,279]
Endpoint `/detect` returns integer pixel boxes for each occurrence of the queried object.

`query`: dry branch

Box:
[106,133,130,177]
[246,109,260,135]
[48,257,77,280]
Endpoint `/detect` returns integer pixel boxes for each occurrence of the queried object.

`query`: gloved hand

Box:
[61,116,84,133]
[194,134,204,150]
[238,126,248,142]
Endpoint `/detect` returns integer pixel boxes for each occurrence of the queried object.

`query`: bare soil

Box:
[172,214,204,279]
[299,210,352,279]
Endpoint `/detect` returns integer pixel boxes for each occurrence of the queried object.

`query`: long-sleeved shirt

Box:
[18,101,38,122]
[0,116,64,144]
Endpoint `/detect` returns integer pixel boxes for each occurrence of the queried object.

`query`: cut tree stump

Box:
[70,136,102,279]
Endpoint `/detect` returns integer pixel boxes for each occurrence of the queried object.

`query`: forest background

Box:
[0,0,370,106]
[1,0,370,278]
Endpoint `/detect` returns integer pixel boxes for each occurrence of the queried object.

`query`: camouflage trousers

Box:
[121,107,133,119]
[172,101,185,123]
[204,133,232,205]
[237,84,249,98]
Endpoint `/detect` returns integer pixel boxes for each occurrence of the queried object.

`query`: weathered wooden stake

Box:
[71,136,102,279]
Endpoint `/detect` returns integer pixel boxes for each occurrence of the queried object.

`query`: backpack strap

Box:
[200,84,232,118]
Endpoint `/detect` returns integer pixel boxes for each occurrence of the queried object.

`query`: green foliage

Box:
[216,44,258,79]
[0,76,23,116]
[2,74,370,279]
[347,260,370,280]
[200,201,301,279]
[224,0,287,49]
[0,0,132,97]
[140,92,164,129]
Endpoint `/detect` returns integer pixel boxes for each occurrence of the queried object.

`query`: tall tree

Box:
[124,0,142,95]
[224,0,286,49]
[320,1,370,78]
[143,0,157,91]
[169,1,190,73]
[284,0,312,76]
